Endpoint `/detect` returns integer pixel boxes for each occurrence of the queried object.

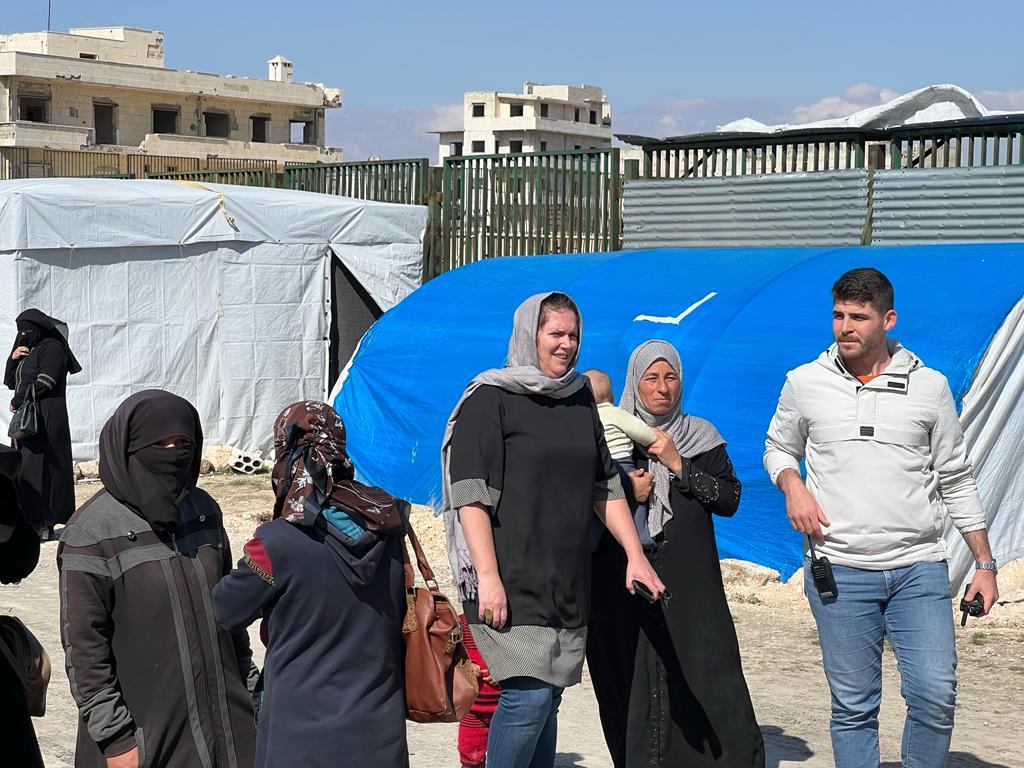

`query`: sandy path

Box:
[3,475,1021,767]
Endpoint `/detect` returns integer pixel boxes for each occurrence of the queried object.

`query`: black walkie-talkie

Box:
[808,536,838,599]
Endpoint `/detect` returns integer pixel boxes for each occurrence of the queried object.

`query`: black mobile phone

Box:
[632,580,671,604]
[959,586,985,627]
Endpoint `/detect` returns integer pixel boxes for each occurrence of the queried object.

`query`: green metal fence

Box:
[146,167,276,186]
[629,115,1024,179]
[437,148,621,276]
[283,158,429,203]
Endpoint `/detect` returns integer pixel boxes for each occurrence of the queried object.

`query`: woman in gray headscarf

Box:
[441,292,664,768]
[587,339,764,768]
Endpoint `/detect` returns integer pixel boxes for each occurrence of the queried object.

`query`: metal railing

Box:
[146,167,276,186]
[438,148,621,275]
[283,158,429,203]
[0,147,276,181]
[625,115,1024,179]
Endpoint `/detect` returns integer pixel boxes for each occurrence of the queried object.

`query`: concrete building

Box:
[0,26,342,173]
[434,82,612,163]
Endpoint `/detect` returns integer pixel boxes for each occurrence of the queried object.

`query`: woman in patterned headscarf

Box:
[588,340,764,768]
[212,400,409,768]
[441,292,664,768]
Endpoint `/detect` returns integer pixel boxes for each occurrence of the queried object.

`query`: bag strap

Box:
[402,520,439,591]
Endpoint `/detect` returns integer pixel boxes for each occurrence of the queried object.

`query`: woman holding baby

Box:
[588,339,765,768]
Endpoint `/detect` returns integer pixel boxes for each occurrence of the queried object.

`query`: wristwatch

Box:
[975,559,998,574]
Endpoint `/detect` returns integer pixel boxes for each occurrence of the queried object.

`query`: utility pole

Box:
[48,1,52,31]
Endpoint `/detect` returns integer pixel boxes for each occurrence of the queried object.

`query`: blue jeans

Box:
[806,559,957,768]
[486,677,564,768]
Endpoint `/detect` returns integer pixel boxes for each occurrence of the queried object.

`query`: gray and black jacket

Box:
[58,488,257,768]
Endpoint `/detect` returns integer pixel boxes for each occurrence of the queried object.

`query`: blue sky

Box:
[6,1,1023,159]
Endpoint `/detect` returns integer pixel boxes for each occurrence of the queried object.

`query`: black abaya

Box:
[588,444,764,768]
[6,337,76,531]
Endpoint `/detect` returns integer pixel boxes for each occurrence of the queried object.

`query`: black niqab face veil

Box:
[99,390,203,535]
[5,308,83,389]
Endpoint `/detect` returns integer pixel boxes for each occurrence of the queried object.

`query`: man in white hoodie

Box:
[763,267,999,768]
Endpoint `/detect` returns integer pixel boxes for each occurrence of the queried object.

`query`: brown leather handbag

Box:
[402,521,478,723]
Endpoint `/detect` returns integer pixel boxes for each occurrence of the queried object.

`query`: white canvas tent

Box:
[0,178,426,460]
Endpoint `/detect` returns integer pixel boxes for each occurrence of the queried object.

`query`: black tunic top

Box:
[588,444,765,768]
[7,338,76,529]
[449,384,619,630]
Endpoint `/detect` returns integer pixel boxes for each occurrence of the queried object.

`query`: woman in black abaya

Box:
[5,309,81,540]
[588,340,764,768]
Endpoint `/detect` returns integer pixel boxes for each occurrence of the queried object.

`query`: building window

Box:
[450,141,464,157]
[509,140,523,154]
[540,141,547,151]
[471,140,485,153]
[18,96,49,123]
[290,120,315,144]
[472,103,485,117]
[203,111,231,138]
[93,103,117,145]
[510,103,524,117]
[590,110,597,124]
[574,145,581,150]
[540,103,549,118]
[574,108,580,122]
[250,116,270,143]
[79,53,98,60]
[152,107,179,134]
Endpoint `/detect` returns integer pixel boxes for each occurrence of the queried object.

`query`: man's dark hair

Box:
[832,268,894,314]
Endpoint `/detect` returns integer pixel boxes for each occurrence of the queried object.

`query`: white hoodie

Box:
[763,341,986,570]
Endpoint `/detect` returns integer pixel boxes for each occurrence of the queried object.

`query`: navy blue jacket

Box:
[212,515,407,768]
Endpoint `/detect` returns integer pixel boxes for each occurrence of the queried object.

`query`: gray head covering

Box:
[620,339,724,538]
[439,291,585,602]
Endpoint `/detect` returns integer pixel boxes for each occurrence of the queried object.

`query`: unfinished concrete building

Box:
[0,26,342,176]
[434,82,612,163]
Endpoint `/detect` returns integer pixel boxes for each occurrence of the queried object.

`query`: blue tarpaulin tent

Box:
[334,244,1024,579]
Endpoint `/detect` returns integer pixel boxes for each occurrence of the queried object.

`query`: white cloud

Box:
[790,83,900,124]
[977,89,1024,112]
[325,102,461,161]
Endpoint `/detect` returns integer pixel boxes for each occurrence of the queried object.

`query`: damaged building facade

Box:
[0,26,342,175]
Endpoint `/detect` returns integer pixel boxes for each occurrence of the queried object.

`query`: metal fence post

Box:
[609,148,623,251]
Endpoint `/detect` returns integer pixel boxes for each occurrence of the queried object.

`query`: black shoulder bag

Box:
[8,385,40,442]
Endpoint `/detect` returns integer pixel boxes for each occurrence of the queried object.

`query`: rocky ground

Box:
[4,474,1021,767]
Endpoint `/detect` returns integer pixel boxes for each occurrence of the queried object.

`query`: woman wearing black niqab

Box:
[57,390,257,768]
[5,308,82,539]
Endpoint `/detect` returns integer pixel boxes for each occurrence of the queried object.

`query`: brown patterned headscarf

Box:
[272,400,405,532]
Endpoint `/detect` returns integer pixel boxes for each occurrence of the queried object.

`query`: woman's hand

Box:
[11,345,30,361]
[106,747,139,768]
[628,468,653,502]
[477,573,508,630]
[646,429,682,476]
[625,554,666,599]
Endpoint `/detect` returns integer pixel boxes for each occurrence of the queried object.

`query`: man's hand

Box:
[965,570,999,616]
[625,554,666,599]
[11,346,29,361]
[628,468,653,503]
[106,747,139,768]
[477,573,508,630]
[778,469,830,540]
[646,429,682,476]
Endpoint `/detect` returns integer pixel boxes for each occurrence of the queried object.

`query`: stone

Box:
[199,458,215,475]
[203,445,235,472]
[73,463,85,481]
[719,558,782,589]
[78,460,100,479]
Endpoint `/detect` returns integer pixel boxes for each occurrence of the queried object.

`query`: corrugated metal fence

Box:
[624,166,1024,249]
[872,167,1024,244]
[624,171,869,248]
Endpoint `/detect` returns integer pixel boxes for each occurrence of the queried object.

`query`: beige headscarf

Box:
[439,292,586,601]
[620,340,724,538]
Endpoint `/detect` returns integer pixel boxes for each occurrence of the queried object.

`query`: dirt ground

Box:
[3,474,1022,768]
